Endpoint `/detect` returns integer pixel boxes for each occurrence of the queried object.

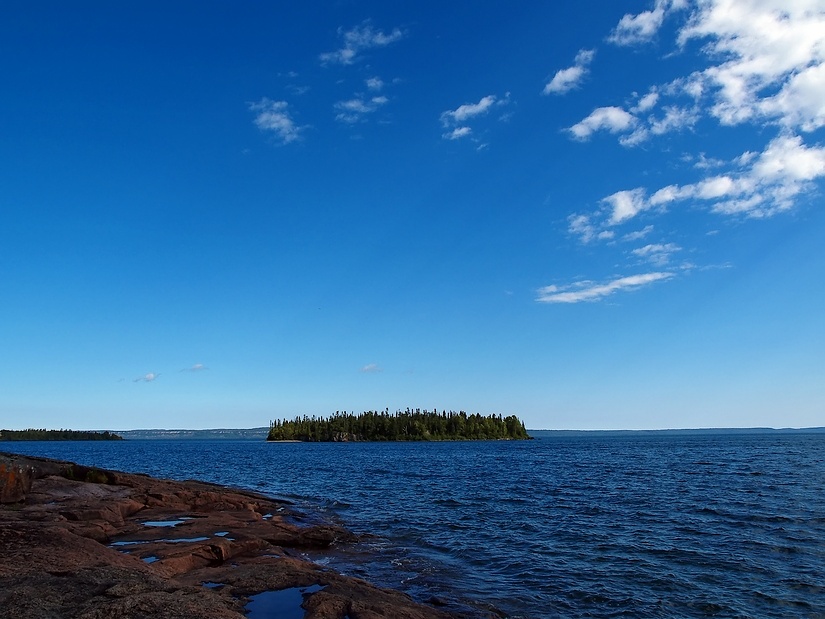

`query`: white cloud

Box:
[696,175,740,199]
[623,225,655,241]
[632,243,682,266]
[603,188,650,225]
[576,48,596,65]
[334,95,389,123]
[613,134,825,219]
[752,134,825,184]
[249,98,304,144]
[360,363,383,373]
[554,0,825,303]
[440,94,511,141]
[589,0,825,148]
[568,213,617,243]
[608,0,684,46]
[761,63,825,132]
[441,95,499,125]
[691,152,726,169]
[544,49,596,95]
[181,363,208,372]
[677,0,825,131]
[567,0,825,229]
[536,272,674,304]
[634,90,660,113]
[650,105,699,135]
[569,106,637,140]
[567,213,598,243]
[649,184,692,205]
[320,21,404,65]
[443,126,472,140]
[621,104,700,146]
[134,372,159,383]
[366,77,384,91]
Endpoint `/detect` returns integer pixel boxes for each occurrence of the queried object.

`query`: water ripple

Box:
[5,433,825,618]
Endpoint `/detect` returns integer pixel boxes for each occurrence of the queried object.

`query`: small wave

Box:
[433,498,464,507]
[753,590,814,610]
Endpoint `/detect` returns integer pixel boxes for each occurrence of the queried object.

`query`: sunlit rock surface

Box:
[0,452,470,619]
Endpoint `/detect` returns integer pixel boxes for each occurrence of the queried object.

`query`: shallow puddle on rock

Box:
[142,556,159,563]
[245,584,323,619]
[202,581,224,589]
[163,536,210,543]
[110,536,209,547]
[142,519,188,527]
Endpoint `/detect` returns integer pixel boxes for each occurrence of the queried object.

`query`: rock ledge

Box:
[0,452,468,619]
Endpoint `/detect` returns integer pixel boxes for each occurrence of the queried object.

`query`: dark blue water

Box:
[4,433,825,618]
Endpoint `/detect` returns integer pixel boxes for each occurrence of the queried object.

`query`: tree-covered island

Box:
[0,429,124,441]
[267,409,531,442]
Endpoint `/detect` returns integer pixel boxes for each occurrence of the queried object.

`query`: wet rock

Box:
[0,452,468,619]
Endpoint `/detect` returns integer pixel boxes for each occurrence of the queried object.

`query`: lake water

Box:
[4,432,825,618]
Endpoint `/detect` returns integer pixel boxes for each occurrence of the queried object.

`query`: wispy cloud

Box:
[631,243,682,266]
[608,0,686,46]
[320,21,404,66]
[602,188,651,225]
[249,98,304,144]
[441,95,501,124]
[360,363,383,373]
[544,49,596,95]
[440,93,511,141]
[134,372,159,383]
[622,225,655,242]
[568,213,614,243]
[623,135,825,221]
[366,77,384,91]
[563,0,825,252]
[570,0,825,150]
[537,272,674,304]
[181,363,208,372]
[569,133,825,250]
[443,126,472,140]
[334,95,389,124]
[651,135,825,217]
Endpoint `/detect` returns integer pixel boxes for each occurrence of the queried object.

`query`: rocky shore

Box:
[0,452,470,619]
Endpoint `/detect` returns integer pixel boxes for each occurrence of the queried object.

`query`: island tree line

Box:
[0,429,123,441]
[267,409,531,442]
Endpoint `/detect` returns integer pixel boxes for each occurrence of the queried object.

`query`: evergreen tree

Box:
[266,409,532,442]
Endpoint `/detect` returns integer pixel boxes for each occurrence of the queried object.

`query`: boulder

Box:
[0,455,34,503]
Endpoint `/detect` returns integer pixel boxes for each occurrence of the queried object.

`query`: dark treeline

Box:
[0,429,124,441]
[267,409,531,442]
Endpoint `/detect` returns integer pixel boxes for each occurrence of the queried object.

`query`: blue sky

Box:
[2,1,824,431]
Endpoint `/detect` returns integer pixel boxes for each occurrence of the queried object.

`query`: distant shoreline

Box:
[0,429,123,442]
[4,427,821,441]
[529,427,825,436]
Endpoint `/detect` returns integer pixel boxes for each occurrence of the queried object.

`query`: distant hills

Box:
[115,428,270,440]
[104,426,825,440]
[529,427,825,437]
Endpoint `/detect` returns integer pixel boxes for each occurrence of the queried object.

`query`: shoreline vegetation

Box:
[267,409,531,442]
[0,429,123,441]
